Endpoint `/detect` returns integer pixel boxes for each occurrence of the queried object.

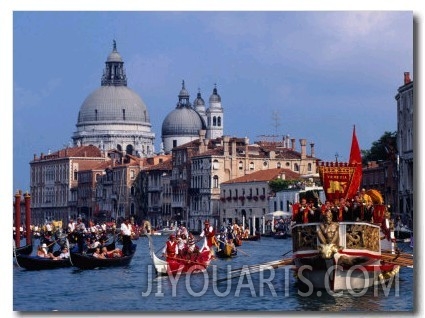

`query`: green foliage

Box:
[362,131,397,164]
[269,178,299,193]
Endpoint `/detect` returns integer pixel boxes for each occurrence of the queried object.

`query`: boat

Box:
[215,236,237,258]
[147,235,213,275]
[15,254,72,271]
[240,233,261,241]
[291,127,401,292]
[69,244,137,269]
[157,227,176,235]
[273,230,288,239]
[394,223,413,241]
[14,242,33,256]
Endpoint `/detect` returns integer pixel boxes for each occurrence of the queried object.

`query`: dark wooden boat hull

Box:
[273,231,288,239]
[15,243,33,256]
[15,255,71,270]
[240,235,261,241]
[216,249,237,258]
[70,245,136,269]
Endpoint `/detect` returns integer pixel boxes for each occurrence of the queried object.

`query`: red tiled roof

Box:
[33,145,103,162]
[222,168,300,184]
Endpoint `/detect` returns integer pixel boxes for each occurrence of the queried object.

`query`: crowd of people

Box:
[292,188,377,224]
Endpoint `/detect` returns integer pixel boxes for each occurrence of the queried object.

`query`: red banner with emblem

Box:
[318,165,358,203]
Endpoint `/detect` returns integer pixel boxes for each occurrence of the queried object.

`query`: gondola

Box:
[14,243,33,256]
[240,234,261,241]
[273,230,288,239]
[69,244,137,269]
[215,246,237,258]
[15,254,72,271]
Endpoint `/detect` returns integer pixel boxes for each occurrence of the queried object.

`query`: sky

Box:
[10,10,414,193]
[3,1,422,317]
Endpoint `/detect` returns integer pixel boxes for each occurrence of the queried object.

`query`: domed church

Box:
[161,81,224,154]
[72,41,155,156]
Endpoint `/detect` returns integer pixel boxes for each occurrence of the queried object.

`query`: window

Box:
[249,162,254,170]
[238,161,243,170]
[277,162,281,168]
[217,116,221,127]
[213,116,217,126]
[122,109,126,120]
[213,159,220,170]
[294,163,299,171]
[308,163,312,171]
[213,175,219,188]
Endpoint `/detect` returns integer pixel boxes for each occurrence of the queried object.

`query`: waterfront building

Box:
[396,72,414,226]
[29,145,109,225]
[175,133,317,232]
[72,41,155,157]
[219,168,300,234]
[139,156,173,228]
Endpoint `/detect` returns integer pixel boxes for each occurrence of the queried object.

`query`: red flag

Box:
[349,126,361,165]
[346,126,362,199]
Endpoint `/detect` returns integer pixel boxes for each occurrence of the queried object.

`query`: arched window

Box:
[249,162,254,170]
[294,163,299,171]
[308,163,312,171]
[213,175,219,188]
[238,161,243,170]
[277,162,282,168]
[213,116,217,126]
[217,116,221,127]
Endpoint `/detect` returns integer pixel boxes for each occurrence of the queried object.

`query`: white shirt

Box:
[120,222,132,236]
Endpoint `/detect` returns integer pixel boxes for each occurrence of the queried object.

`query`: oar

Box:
[236,248,250,257]
[215,258,293,283]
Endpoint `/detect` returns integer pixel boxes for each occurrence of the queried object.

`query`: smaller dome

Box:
[193,91,205,107]
[162,107,206,137]
[209,86,221,103]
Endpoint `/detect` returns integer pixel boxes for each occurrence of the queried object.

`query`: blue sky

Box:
[10,10,413,192]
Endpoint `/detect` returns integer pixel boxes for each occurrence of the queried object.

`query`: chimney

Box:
[300,139,307,159]
[199,130,206,154]
[223,136,230,157]
[404,72,411,85]
[231,139,236,157]
[291,138,296,151]
[310,142,315,158]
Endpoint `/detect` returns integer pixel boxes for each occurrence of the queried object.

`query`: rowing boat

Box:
[148,235,213,275]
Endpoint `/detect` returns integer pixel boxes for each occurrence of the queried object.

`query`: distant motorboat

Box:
[394,223,413,240]
[157,227,176,235]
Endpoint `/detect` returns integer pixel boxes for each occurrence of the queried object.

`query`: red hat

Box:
[169,234,176,239]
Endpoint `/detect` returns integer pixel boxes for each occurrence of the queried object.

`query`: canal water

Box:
[13,235,414,312]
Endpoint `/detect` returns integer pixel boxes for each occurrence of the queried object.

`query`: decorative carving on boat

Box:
[317,211,340,245]
[346,224,380,251]
[292,225,318,251]
[317,211,341,259]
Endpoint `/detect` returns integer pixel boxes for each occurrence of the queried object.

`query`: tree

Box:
[268,179,299,193]
[361,131,397,164]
